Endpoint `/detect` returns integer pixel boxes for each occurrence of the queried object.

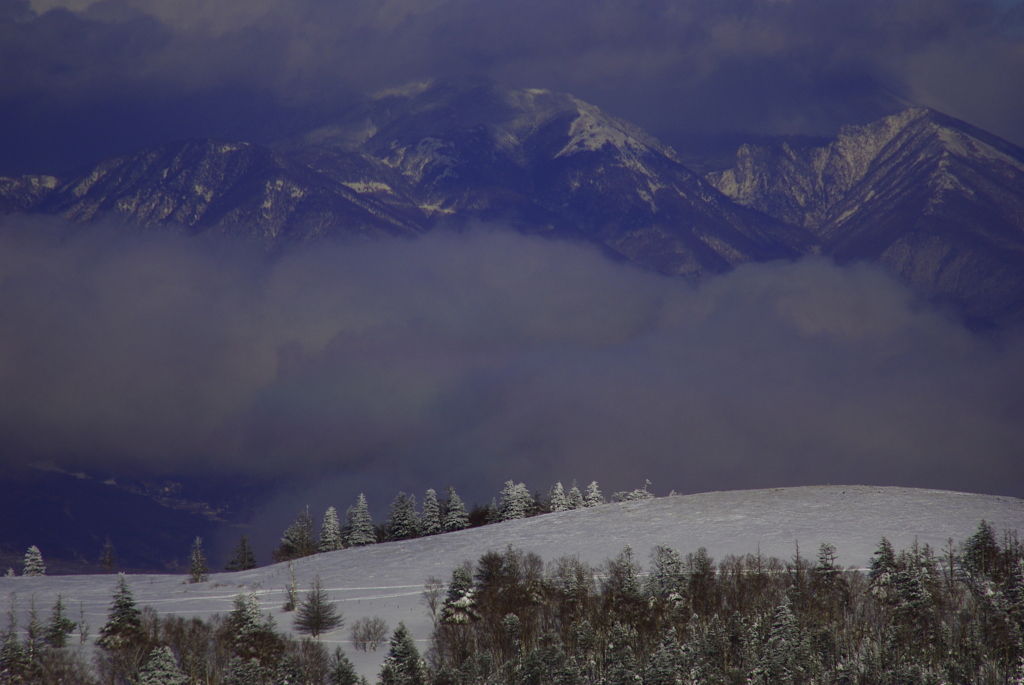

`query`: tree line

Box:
[264,479,630,567]
[425,520,1024,685]
[2,520,1019,684]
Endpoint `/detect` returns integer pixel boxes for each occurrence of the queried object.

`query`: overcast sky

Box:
[2,0,1023,536]
[1,0,1023,174]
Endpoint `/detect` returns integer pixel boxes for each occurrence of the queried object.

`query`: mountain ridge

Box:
[3,80,1024,324]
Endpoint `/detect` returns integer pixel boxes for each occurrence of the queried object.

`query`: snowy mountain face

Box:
[278,78,813,277]
[2,82,1024,322]
[4,486,1022,678]
[708,108,1024,324]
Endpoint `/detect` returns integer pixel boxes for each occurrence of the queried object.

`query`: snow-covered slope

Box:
[4,486,1021,677]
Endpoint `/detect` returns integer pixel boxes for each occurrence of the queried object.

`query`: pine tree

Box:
[379,622,425,685]
[294,575,344,638]
[566,482,584,510]
[443,488,469,532]
[22,546,44,577]
[320,507,345,552]
[97,574,143,651]
[274,507,317,561]
[189,536,209,583]
[498,481,531,521]
[440,566,478,624]
[137,645,188,685]
[225,534,258,571]
[387,493,420,541]
[100,537,117,574]
[584,481,604,507]
[329,647,359,685]
[44,594,76,648]
[549,482,567,512]
[345,494,376,547]
[421,490,441,536]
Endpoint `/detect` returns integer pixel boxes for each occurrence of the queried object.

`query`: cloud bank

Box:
[1,217,1022,510]
[2,0,1023,174]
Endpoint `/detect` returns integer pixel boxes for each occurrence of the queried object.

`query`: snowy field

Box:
[3,485,1022,677]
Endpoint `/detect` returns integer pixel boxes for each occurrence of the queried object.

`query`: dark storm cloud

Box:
[2,0,1023,174]
[1,216,1022,510]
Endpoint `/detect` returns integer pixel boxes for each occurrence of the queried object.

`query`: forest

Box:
[0,520,1021,684]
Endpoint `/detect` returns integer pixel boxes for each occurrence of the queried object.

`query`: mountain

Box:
[707,108,1024,325]
[3,81,1024,323]
[22,138,421,244]
[3,486,1022,677]
[277,77,813,277]
[0,78,811,278]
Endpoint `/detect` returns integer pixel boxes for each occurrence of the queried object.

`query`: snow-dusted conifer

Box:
[387,493,420,541]
[44,594,76,648]
[612,479,654,502]
[443,488,469,532]
[345,494,376,547]
[329,647,359,685]
[189,536,209,583]
[97,574,143,651]
[440,566,478,624]
[584,481,604,507]
[274,507,317,561]
[549,482,567,512]
[420,490,441,536]
[566,482,584,509]
[320,506,344,552]
[498,481,531,521]
[138,645,188,685]
[379,621,425,685]
[22,546,44,576]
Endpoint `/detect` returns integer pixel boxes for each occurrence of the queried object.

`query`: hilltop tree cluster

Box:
[270,480,612,564]
[426,521,1024,685]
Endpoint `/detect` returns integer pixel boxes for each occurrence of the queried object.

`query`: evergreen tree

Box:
[44,594,76,648]
[294,575,344,638]
[189,536,209,583]
[345,494,376,547]
[387,493,420,541]
[440,567,479,624]
[498,481,531,521]
[421,490,441,536]
[97,574,143,651]
[137,645,188,685]
[566,482,584,510]
[225,534,258,571]
[549,482,567,512]
[443,488,469,533]
[584,481,603,507]
[22,546,44,577]
[274,507,317,561]
[379,622,425,685]
[100,537,117,574]
[320,507,345,552]
[328,647,359,685]
[225,657,266,685]
[963,519,1001,580]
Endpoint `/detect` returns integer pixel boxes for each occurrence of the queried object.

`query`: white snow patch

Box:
[343,181,394,194]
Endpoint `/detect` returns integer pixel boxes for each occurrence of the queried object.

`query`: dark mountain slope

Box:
[708,108,1024,323]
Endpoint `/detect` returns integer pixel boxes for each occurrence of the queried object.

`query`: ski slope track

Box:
[4,485,1022,677]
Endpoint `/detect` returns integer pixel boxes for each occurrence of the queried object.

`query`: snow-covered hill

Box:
[4,485,1021,677]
